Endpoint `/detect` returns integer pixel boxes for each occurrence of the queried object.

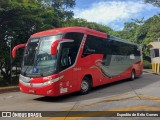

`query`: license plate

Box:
[29,90,35,93]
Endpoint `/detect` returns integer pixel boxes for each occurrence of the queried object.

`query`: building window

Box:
[154,49,159,57]
[150,49,160,58]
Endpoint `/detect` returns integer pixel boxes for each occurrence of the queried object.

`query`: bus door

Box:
[58,42,78,94]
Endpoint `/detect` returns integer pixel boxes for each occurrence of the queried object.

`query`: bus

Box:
[12,27,143,96]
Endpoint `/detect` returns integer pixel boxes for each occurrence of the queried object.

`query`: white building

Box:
[148,40,160,73]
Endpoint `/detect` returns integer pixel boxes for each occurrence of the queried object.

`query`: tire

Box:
[130,70,136,80]
[79,77,91,95]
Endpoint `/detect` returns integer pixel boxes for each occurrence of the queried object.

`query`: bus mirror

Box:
[51,40,60,55]
[12,44,26,58]
[51,39,74,55]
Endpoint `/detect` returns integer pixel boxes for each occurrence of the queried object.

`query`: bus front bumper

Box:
[19,81,59,96]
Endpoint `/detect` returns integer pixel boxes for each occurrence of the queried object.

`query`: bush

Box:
[143,60,152,69]
[0,76,19,87]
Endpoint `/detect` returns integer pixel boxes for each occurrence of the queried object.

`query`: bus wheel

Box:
[79,77,91,95]
[131,70,136,80]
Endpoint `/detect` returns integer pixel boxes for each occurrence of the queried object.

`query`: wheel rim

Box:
[132,71,135,79]
[81,81,89,92]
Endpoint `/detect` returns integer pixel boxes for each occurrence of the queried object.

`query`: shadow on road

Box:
[34,73,160,103]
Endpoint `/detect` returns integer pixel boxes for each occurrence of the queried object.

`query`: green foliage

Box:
[145,0,160,7]
[113,15,160,61]
[143,60,152,69]
[41,0,75,20]
[63,18,114,34]
[0,0,74,82]
[144,15,160,43]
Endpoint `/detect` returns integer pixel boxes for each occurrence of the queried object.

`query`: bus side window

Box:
[59,43,73,71]
[82,35,103,57]
[60,48,71,67]
[64,32,84,64]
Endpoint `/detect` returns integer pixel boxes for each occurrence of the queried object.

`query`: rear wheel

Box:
[130,70,136,80]
[79,77,91,95]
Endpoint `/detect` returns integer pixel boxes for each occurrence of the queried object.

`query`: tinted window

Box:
[82,35,104,57]
[82,35,140,57]
[106,38,140,56]
[64,32,83,64]
[59,43,73,69]
[64,32,83,46]
[134,46,141,56]
[58,32,84,71]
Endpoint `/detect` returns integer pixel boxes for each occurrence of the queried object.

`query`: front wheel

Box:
[79,77,91,95]
[130,70,136,80]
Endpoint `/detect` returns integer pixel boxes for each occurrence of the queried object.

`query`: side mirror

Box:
[51,39,74,55]
[12,43,26,58]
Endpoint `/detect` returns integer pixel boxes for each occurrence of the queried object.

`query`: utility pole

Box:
[8,37,13,85]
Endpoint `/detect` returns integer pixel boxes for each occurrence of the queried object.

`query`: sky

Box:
[73,0,160,30]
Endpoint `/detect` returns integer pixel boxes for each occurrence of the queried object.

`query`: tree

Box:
[114,15,160,61]
[145,0,160,7]
[0,0,57,82]
[63,18,113,33]
[40,0,76,20]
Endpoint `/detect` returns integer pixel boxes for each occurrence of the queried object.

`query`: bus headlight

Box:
[19,74,30,83]
[43,75,64,86]
[43,80,54,86]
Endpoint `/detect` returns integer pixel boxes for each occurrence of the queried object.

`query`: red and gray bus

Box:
[12,27,143,96]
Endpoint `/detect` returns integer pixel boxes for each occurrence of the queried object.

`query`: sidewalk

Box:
[143,69,160,75]
[143,69,153,73]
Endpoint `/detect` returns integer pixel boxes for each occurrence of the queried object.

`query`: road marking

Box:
[24,94,160,120]
[140,94,160,103]
[24,93,136,120]
[71,95,138,111]
[46,106,160,120]
[70,93,138,110]
[45,94,140,120]
[45,92,138,117]
[25,118,36,120]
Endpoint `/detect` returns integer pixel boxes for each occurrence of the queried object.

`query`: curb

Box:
[143,70,160,76]
[143,70,153,73]
[0,86,19,94]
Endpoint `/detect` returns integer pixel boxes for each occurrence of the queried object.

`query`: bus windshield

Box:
[22,35,62,77]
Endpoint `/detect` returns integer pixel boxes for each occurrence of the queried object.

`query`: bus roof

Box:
[31,27,138,46]
[31,27,107,38]
[109,35,139,46]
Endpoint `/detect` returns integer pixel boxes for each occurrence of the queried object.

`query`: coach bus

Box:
[12,27,143,96]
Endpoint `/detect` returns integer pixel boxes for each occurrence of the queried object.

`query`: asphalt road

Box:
[0,72,160,120]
